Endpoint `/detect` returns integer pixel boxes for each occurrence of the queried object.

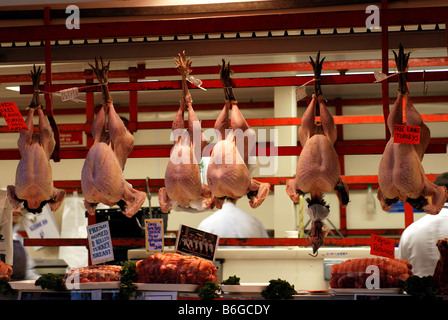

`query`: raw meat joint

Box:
[7,65,66,214]
[158,51,213,213]
[377,45,448,215]
[81,57,146,218]
[432,238,448,294]
[0,261,13,281]
[330,258,413,289]
[136,253,218,287]
[206,59,271,209]
[286,52,349,255]
[64,265,122,283]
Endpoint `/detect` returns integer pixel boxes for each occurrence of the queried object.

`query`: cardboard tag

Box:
[59,87,79,102]
[188,76,207,91]
[175,224,219,261]
[87,221,114,265]
[373,71,388,83]
[370,234,395,258]
[394,124,421,144]
[0,102,28,132]
[145,219,164,253]
[295,86,307,101]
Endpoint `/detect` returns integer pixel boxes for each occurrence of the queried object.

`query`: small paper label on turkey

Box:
[295,86,307,101]
[59,87,79,101]
[373,71,388,83]
[370,234,395,259]
[145,219,164,253]
[393,124,421,144]
[0,101,28,132]
[188,76,207,91]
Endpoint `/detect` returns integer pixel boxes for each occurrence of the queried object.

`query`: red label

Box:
[370,234,395,259]
[59,131,83,146]
[394,124,421,144]
[0,102,28,132]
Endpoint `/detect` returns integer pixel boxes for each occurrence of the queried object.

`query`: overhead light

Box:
[6,86,20,92]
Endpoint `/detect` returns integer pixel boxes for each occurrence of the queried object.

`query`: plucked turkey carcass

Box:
[206,60,270,209]
[136,253,218,287]
[7,66,65,213]
[286,52,349,255]
[330,257,413,289]
[158,51,213,213]
[81,57,146,217]
[432,238,448,294]
[377,45,447,214]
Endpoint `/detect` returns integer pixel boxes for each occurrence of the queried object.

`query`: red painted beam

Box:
[23,237,400,247]
[2,57,447,84]
[1,7,448,43]
[3,113,448,134]
[19,71,448,94]
[0,10,374,43]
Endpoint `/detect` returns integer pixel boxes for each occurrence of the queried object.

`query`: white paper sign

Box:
[87,221,114,265]
[145,219,164,253]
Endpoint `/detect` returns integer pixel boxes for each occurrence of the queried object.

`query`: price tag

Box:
[175,224,219,261]
[295,86,307,101]
[87,221,114,265]
[373,71,388,83]
[145,219,164,253]
[0,102,28,132]
[59,87,80,102]
[394,124,421,144]
[370,234,395,258]
[188,76,207,91]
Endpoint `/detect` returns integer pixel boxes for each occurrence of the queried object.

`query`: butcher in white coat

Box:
[198,198,268,239]
[397,172,448,276]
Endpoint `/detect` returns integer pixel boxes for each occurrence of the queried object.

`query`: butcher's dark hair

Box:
[434,172,448,189]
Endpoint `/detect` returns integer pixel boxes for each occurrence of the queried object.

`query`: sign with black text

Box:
[145,219,164,253]
[87,221,114,264]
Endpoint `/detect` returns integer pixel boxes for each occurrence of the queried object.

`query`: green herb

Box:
[35,273,66,291]
[0,278,17,296]
[261,278,296,299]
[117,261,137,300]
[198,281,221,300]
[404,275,437,300]
[221,275,240,285]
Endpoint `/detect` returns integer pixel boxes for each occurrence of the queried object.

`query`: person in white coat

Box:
[397,172,448,277]
[198,198,269,239]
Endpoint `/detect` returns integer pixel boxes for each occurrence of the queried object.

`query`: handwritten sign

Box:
[145,219,164,253]
[370,234,395,259]
[394,124,421,144]
[0,102,28,132]
[175,224,219,261]
[87,221,114,264]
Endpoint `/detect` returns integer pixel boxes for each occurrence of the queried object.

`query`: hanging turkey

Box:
[286,52,349,255]
[7,66,65,213]
[81,57,146,217]
[377,44,447,214]
[158,51,213,213]
[206,59,270,209]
